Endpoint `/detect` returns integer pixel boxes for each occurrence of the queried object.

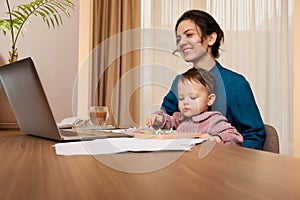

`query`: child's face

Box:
[178,79,214,118]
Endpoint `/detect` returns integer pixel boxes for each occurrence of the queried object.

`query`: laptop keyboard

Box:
[60,129,79,136]
[59,125,116,137]
[76,125,115,130]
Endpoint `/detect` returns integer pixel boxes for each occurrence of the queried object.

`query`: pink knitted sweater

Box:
[154,110,243,146]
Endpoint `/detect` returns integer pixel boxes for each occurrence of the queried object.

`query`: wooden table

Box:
[1,130,300,200]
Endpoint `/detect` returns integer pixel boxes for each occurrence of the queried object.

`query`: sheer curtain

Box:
[141,0,293,155]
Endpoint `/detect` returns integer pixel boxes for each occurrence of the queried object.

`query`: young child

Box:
[146,68,243,146]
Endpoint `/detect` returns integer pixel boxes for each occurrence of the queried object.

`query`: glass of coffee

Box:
[89,106,109,126]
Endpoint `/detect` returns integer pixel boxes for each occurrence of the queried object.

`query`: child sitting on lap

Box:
[146,68,243,146]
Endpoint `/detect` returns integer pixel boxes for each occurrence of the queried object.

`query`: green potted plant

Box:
[0,0,75,63]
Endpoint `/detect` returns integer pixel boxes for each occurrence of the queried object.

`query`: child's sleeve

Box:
[209,114,243,146]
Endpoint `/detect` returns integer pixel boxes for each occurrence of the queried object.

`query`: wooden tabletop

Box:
[0,130,300,200]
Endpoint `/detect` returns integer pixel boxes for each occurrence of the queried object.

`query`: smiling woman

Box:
[160,10,266,150]
[141,0,294,155]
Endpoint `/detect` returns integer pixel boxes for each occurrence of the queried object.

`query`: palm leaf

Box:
[0,0,74,62]
[4,0,74,33]
[0,20,10,35]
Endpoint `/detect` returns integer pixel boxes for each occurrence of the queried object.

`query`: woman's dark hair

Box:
[180,68,216,94]
[175,10,224,58]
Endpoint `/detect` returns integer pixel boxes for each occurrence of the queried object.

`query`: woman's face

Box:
[176,19,214,66]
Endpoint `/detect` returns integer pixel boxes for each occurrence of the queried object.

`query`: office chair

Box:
[263,124,280,153]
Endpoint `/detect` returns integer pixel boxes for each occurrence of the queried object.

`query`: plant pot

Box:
[9,52,18,63]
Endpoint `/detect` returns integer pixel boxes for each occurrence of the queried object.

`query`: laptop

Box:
[0,57,132,141]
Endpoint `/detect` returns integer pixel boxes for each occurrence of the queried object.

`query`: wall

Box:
[294,1,300,158]
[77,0,93,117]
[0,0,80,127]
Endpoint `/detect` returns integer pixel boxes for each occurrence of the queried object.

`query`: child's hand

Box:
[146,114,164,127]
[199,134,222,143]
[172,112,182,126]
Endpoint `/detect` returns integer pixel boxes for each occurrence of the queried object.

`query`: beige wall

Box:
[294,1,300,158]
[0,0,80,126]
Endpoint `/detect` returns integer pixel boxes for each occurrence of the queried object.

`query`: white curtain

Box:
[141,0,294,155]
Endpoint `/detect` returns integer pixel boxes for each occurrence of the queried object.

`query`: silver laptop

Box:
[0,57,132,141]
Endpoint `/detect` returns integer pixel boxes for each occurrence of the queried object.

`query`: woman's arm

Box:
[161,75,181,115]
[228,81,266,149]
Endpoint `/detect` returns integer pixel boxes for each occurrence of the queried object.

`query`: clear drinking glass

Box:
[89,106,109,126]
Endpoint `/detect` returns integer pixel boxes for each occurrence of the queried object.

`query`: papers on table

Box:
[53,138,206,156]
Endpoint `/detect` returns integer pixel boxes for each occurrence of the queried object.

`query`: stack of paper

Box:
[53,138,206,156]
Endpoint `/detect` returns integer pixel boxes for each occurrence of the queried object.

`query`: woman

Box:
[161,10,265,150]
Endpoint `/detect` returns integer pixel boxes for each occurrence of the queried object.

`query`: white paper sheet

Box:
[53,138,206,156]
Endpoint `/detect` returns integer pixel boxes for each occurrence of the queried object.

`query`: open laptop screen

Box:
[0,57,62,140]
